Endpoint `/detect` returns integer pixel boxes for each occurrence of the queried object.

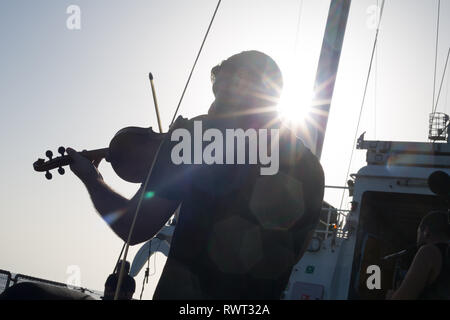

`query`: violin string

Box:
[170,0,223,126]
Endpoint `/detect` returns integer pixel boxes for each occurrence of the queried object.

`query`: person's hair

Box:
[211,50,283,102]
[105,273,136,293]
[419,210,450,237]
[115,260,130,274]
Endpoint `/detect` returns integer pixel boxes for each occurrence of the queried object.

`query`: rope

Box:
[170,0,223,126]
[338,0,386,211]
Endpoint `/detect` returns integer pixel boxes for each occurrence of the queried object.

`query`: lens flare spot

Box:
[103,209,126,226]
[145,191,155,199]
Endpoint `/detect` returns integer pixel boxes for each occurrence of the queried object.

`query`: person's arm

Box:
[389,245,436,300]
[67,148,179,245]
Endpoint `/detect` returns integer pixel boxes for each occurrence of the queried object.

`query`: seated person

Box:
[103,260,136,300]
[389,210,450,300]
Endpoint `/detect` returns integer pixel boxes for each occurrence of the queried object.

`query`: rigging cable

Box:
[338,0,386,211]
[374,0,379,139]
[432,0,441,113]
[446,53,450,114]
[432,48,450,116]
[293,0,304,55]
[429,0,444,141]
[114,0,223,300]
[170,0,223,126]
[431,48,450,143]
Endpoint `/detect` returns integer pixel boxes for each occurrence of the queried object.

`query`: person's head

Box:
[103,273,136,300]
[115,260,130,274]
[102,260,135,300]
[209,50,283,118]
[417,210,450,245]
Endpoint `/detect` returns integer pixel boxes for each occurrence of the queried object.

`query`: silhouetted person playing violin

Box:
[67,51,325,299]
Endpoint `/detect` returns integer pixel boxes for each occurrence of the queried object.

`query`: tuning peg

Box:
[45,171,52,180]
[58,147,66,156]
[46,150,53,160]
[58,167,65,175]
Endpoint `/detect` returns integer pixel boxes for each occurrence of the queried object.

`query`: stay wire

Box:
[170,0,223,126]
[446,57,450,113]
[374,0,379,139]
[432,0,441,113]
[432,48,450,116]
[431,48,450,143]
[293,0,304,55]
[338,0,386,211]
[429,0,443,135]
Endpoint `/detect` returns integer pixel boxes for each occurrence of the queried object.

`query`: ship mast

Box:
[310,0,351,159]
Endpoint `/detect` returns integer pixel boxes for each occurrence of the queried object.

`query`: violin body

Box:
[34,114,208,182]
[108,126,165,183]
[33,126,166,183]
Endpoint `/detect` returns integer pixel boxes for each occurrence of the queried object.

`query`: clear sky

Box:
[0,0,449,299]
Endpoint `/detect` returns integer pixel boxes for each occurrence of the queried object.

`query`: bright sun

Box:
[277,76,314,126]
[275,64,321,153]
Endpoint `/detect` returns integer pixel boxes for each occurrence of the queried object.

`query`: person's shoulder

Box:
[170,114,214,132]
[279,129,310,155]
[279,132,323,173]
[416,244,442,263]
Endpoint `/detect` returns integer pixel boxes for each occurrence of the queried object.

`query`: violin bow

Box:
[113,73,165,300]
[149,73,163,134]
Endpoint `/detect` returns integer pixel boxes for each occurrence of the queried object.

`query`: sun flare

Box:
[277,78,314,126]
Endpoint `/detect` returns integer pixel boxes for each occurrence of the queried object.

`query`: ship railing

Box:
[316,208,350,240]
[316,185,352,241]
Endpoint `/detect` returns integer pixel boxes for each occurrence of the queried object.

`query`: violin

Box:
[33,73,173,183]
[33,126,165,183]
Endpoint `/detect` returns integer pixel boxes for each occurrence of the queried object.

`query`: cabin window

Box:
[348,191,445,300]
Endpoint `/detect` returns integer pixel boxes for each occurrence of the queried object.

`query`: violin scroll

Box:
[34,126,168,183]
[33,147,108,180]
